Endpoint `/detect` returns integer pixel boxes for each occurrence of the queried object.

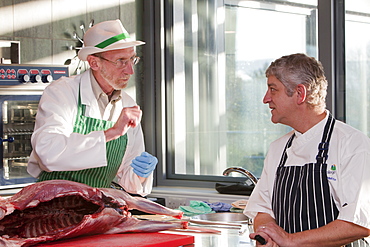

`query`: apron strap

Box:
[76,83,86,117]
[278,112,336,168]
[278,134,295,168]
[316,113,335,164]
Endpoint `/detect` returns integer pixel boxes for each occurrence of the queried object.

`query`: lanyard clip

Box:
[318,142,329,151]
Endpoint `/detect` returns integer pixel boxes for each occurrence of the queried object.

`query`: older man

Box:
[27,20,157,196]
[245,53,370,246]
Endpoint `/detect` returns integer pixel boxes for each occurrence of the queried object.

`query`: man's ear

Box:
[87,55,99,70]
[296,84,307,104]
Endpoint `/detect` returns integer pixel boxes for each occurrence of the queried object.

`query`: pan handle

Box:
[0,137,14,143]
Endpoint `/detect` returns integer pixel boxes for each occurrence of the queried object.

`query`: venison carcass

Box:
[0,180,187,246]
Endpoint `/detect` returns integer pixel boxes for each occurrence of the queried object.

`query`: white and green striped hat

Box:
[78,19,145,61]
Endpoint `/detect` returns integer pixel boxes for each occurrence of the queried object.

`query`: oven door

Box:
[0,94,40,188]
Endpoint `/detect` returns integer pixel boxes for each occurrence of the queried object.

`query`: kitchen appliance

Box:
[0,64,69,189]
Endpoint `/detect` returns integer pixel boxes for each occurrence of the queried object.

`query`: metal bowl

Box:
[190,212,250,225]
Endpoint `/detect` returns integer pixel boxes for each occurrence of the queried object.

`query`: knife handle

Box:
[255,234,267,245]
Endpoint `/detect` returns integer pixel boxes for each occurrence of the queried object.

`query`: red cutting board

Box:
[35,232,195,247]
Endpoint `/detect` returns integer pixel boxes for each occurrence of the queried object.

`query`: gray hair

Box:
[265,53,327,109]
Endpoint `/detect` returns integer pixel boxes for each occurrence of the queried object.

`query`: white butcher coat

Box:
[27,69,152,196]
[244,111,370,230]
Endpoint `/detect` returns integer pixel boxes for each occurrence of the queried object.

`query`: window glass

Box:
[167,0,318,179]
[345,0,370,137]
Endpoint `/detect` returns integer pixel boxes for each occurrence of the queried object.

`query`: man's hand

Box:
[131,152,158,178]
[251,214,369,247]
[250,212,283,246]
[104,106,142,141]
[250,223,286,246]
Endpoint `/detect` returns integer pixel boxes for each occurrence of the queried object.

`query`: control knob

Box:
[21,74,30,83]
[43,74,53,83]
[31,74,42,83]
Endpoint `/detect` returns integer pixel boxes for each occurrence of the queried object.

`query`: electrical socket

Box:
[166,197,187,209]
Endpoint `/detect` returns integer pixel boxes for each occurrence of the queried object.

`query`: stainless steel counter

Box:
[163,224,255,247]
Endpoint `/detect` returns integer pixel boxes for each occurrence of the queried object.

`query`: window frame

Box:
[138,0,347,188]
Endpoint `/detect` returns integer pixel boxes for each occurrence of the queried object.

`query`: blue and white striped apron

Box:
[272,114,368,247]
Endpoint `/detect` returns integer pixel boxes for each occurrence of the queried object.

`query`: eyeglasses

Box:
[93,54,140,68]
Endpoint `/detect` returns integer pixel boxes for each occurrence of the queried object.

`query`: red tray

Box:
[35,232,195,247]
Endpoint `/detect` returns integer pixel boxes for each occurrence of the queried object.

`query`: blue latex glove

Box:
[131,152,158,178]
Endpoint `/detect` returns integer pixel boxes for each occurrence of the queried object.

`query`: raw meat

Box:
[0,180,187,246]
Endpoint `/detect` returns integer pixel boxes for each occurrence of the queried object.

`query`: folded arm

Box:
[251,212,370,247]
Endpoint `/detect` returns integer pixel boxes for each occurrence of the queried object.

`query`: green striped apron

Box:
[38,87,128,188]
